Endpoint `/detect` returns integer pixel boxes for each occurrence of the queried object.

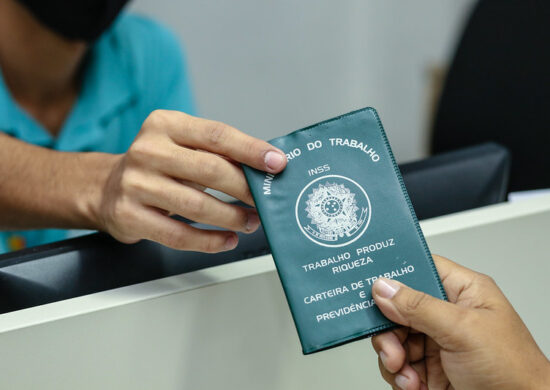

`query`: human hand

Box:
[94,110,286,252]
[371,255,550,390]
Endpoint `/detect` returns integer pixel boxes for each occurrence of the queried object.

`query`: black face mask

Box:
[17,0,130,42]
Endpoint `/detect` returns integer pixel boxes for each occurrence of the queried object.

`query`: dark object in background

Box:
[0,143,510,314]
[402,143,509,220]
[432,0,550,192]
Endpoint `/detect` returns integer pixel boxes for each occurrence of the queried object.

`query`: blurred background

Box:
[131,0,476,163]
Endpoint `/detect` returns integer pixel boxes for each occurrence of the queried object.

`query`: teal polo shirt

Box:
[0,13,195,253]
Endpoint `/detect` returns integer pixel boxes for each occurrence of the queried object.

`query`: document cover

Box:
[243,107,446,354]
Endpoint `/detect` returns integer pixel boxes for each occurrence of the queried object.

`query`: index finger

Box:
[167,112,287,174]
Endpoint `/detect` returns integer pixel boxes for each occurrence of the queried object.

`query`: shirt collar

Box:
[56,26,139,150]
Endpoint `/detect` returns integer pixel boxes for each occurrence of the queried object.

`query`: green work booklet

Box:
[243,107,446,354]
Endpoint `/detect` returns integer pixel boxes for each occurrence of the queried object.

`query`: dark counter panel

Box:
[0,143,509,314]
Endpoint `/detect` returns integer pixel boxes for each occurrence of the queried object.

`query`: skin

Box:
[0,0,86,136]
[0,0,287,252]
[371,255,550,390]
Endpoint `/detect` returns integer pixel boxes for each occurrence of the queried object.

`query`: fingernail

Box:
[373,278,400,299]
[395,374,409,390]
[246,212,260,232]
[264,151,285,172]
[224,234,238,250]
[379,351,389,369]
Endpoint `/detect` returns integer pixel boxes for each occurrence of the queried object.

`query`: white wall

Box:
[130,0,476,162]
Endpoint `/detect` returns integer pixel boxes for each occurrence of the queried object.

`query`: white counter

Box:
[0,196,549,389]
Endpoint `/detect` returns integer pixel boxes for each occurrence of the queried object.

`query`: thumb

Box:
[372,278,465,347]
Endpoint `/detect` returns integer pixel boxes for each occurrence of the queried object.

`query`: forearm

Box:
[0,132,119,230]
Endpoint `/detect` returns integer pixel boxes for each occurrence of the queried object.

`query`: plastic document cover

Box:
[243,107,446,354]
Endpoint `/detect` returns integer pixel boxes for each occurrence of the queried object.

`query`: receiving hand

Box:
[371,255,550,390]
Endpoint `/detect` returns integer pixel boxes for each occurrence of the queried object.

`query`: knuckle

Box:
[205,121,229,147]
[129,139,158,162]
[163,229,186,250]
[201,236,223,253]
[202,240,218,254]
[179,192,206,216]
[245,137,263,156]
[477,272,496,286]
[144,109,171,130]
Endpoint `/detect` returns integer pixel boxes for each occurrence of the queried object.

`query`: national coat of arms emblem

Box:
[295,175,371,247]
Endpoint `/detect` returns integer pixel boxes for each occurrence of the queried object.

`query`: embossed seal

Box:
[296,175,371,247]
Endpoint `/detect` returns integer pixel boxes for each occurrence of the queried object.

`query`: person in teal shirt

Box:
[0,12,195,252]
[0,0,288,253]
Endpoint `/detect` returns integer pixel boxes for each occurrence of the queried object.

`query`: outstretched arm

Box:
[0,131,115,231]
[0,110,287,252]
